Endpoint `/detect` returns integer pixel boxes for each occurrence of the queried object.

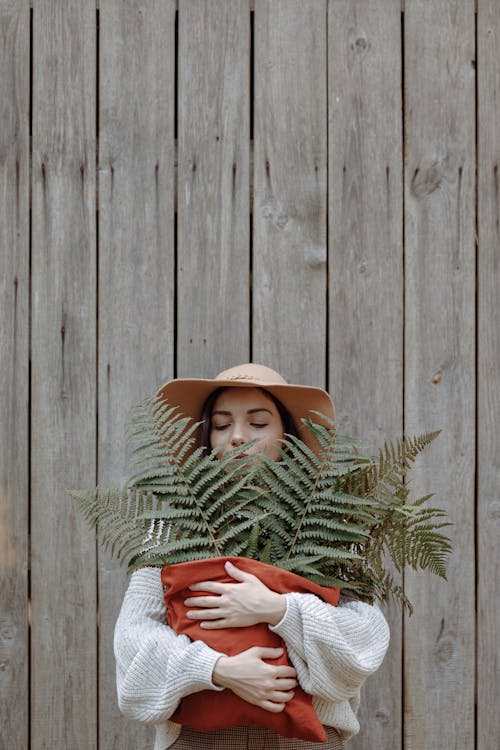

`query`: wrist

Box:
[212,655,232,688]
[265,592,287,626]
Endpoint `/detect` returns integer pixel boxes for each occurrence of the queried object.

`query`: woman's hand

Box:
[184,561,286,628]
[212,647,297,712]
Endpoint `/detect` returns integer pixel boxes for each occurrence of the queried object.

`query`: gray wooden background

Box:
[1,1,498,748]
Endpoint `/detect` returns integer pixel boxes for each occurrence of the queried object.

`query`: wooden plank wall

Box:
[0,2,30,747]
[97,2,176,747]
[31,2,97,749]
[177,0,250,376]
[1,1,498,748]
[403,4,476,750]
[253,0,327,386]
[477,2,500,749]
[329,3,403,748]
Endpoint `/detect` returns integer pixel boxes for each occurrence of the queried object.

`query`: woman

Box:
[114,364,390,750]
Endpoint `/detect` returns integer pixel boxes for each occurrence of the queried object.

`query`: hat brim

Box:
[156,377,335,454]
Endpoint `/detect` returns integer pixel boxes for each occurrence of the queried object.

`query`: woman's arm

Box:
[185,562,389,704]
[269,593,390,703]
[114,567,225,724]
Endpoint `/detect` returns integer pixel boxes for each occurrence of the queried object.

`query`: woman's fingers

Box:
[186,572,285,627]
[224,561,256,582]
[211,647,299,712]
[199,618,229,628]
[188,561,258,592]
[184,598,217,609]
[251,646,285,660]
[273,678,297,691]
[274,664,298,679]
[259,691,295,712]
[188,581,226,593]
[260,701,286,713]
[268,689,295,703]
[250,648,297,675]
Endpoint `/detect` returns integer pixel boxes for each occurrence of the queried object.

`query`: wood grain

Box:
[97,1,176,748]
[328,2,404,748]
[31,1,97,747]
[477,2,500,748]
[177,0,250,378]
[0,2,30,747]
[253,0,327,387]
[403,2,476,748]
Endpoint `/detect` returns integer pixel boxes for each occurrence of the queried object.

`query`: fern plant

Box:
[70,396,452,611]
[255,417,450,612]
[71,398,268,573]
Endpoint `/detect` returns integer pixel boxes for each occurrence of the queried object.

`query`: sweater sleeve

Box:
[269,593,390,703]
[114,567,224,724]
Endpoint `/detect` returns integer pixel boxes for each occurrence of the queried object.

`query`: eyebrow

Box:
[212,408,273,417]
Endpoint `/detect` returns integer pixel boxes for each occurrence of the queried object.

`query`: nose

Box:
[230,423,246,446]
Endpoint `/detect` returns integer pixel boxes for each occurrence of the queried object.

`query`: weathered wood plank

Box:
[97,1,176,747]
[403,2,476,748]
[253,0,327,387]
[328,2,403,748]
[177,0,250,378]
[0,2,30,747]
[477,2,500,748]
[31,2,97,748]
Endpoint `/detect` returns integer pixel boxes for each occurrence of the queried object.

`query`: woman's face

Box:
[209,387,284,461]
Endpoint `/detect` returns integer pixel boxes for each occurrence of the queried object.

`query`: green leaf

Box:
[70,401,450,612]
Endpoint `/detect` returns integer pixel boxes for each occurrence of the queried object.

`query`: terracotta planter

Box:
[161,556,339,742]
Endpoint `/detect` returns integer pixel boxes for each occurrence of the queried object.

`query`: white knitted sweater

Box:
[114,567,390,750]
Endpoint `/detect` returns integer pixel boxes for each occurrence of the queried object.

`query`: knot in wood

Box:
[0,618,16,641]
[375,709,389,725]
[432,370,443,385]
[435,635,454,664]
[411,163,443,198]
[349,31,370,55]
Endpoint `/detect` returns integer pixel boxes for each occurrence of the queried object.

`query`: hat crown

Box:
[215,363,288,387]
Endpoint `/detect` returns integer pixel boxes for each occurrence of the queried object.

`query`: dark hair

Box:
[196,386,299,455]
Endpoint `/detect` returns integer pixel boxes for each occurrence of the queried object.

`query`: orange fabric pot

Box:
[161,556,340,742]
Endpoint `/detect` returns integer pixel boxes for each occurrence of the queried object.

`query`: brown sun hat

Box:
[156,363,335,453]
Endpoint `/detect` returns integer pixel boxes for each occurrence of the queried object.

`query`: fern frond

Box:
[71,398,451,612]
[69,487,171,568]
